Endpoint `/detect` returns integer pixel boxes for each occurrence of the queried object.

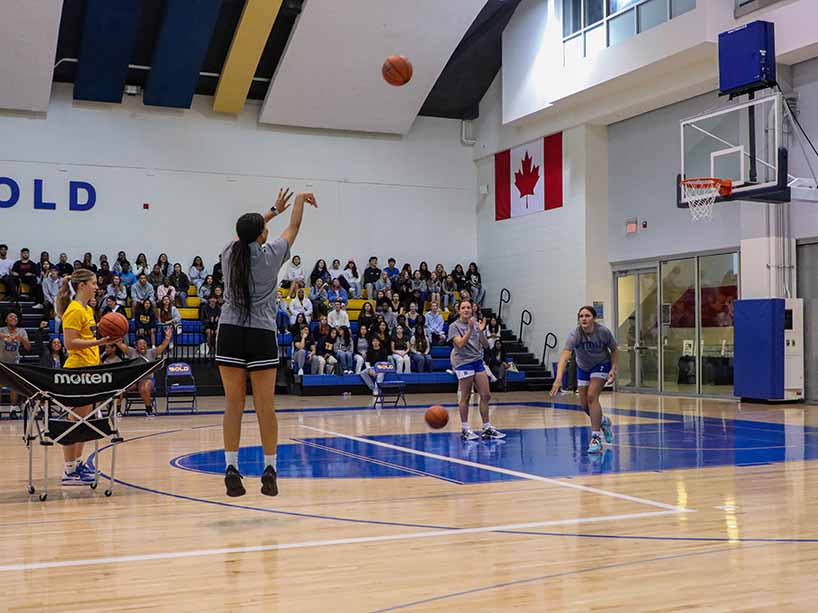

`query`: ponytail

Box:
[227,241,253,322]
[56,269,96,316]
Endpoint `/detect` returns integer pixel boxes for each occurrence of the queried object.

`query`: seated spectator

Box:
[425,301,446,345]
[309,278,329,317]
[334,326,354,374]
[311,326,338,375]
[352,323,370,374]
[427,272,442,307]
[396,270,413,305]
[466,262,486,306]
[486,316,501,349]
[200,295,221,359]
[97,260,114,287]
[275,290,290,332]
[291,321,314,376]
[400,263,413,278]
[0,244,18,299]
[198,274,216,301]
[12,247,43,305]
[168,263,190,307]
[38,251,51,273]
[328,299,350,329]
[41,264,61,316]
[133,298,157,347]
[0,311,31,411]
[55,252,73,277]
[118,261,137,288]
[441,274,457,311]
[101,343,125,365]
[396,313,409,334]
[410,270,428,307]
[134,253,149,277]
[81,252,97,273]
[375,289,391,314]
[40,336,67,369]
[112,251,129,274]
[283,255,305,295]
[434,263,446,279]
[131,273,156,306]
[212,285,225,307]
[188,256,208,291]
[289,312,309,336]
[390,292,404,316]
[487,338,510,391]
[390,325,411,373]
[147,263,164,289]
[375,270,392,294]
[451,264,466,290]
[419,261,432,281]
[289,287,313,324]
[357,301,377,332]
[158,294,182,330]
[212,254,223,287]
[382,306,397,332]
[384,258,400,281]
[410,321,433,373]
[363,256,381,299]
[326,278,348,306]
[156,253,170,277]
[343,260,361,298]
[112,328,172,416]
[106,274,128,307]
[100,295,125,317]
[310,259,331,287]
[314,315,330,340]
[406,302,422,329]
[359,336,391,396]
[156,277,177,305]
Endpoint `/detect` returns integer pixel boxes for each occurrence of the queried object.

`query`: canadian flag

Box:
[495,133,563,221]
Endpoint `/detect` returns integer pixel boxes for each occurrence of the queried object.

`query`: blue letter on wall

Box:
[0,177,20,208]
[69,181,96,211]
[33,179,56,210]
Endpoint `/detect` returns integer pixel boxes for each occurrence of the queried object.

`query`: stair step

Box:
[507,351,534,361]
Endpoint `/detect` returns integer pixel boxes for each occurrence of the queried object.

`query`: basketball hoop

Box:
[680,178,732,222]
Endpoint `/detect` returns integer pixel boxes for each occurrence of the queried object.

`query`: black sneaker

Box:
[261,465,278,497]
[225,465,246,497]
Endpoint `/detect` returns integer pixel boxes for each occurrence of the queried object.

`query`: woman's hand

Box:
[295,192,318,208]
[606,367,617,385]
[549,380,561,397]
[273,188,294,215]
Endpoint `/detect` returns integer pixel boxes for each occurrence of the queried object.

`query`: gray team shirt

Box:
[447,319,488,368]
[0,327,28,364]
[219,236,291,331]
[563,324,617,370]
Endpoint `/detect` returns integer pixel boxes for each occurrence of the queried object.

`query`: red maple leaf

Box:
[514,151,540,208]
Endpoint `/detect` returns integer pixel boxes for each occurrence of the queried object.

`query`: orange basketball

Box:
[425,405,449,429]
[98,312,129,340]
[382,54,413,87]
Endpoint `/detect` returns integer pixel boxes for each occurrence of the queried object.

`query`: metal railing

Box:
[498,288,511,322]
[541,332,558,369]
[519,309,532,342]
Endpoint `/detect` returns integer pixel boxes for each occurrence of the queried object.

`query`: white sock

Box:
[225,450,239,470]
[483,422,492,430]
[264,454,277,471]
[64,460,78,474]
[592,430,601,438]
[461,422,471,432]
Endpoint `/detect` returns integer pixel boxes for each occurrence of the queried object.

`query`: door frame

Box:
[613,265,660,392]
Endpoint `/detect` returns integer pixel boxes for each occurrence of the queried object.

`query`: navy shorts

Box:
[215,324,279,372]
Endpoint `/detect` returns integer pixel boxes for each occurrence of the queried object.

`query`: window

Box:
[735,0,784,17]
[563,0,696,63]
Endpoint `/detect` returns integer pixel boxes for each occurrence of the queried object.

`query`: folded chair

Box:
[0,358,166,501]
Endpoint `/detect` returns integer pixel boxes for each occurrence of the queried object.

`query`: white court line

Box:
[301,425,691,513]
[0,509,684,573]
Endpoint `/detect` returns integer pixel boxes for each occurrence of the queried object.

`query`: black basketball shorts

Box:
[215,323,280,372]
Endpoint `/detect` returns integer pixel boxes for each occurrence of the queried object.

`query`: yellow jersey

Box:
[62,301,100,368]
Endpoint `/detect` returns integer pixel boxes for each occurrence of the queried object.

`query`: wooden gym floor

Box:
[2,390,818,611]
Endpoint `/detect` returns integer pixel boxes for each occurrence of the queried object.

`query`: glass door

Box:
[615,269,658,391]
[661,259,697,393]
[699,253,738,395]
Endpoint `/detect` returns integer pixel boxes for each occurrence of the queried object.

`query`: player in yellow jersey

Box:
[54,269,122,486]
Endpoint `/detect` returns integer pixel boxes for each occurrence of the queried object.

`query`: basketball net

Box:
[680,178,731,222]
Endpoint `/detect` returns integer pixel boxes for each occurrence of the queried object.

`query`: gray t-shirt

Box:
[447,319,488,368]
[126,347,159,363]
[0,327,28,364]
[219,237,291,331]
[564,324,617,370]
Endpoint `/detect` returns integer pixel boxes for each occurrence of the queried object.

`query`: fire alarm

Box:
[143,203,150,210]
[641,220,648,229]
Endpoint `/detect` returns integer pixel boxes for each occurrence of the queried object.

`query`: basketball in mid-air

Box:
[382,54,413,87]
[425,405,449,429]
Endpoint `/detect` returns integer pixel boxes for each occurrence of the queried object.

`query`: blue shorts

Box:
[454,359,485,380]
[577,361,611,386]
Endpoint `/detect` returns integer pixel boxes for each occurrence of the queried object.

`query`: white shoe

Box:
[372,389,379,397]
[298,368,304,376]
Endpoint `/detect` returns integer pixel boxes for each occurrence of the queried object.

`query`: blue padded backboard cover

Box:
[719,21,776,97]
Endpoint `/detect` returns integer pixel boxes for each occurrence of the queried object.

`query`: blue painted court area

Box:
[171,409,818,481]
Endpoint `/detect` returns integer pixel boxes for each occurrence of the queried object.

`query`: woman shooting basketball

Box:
[447,299,505,441]
[550,305,618,454]
[217,189,317,497]
[55,269,121,485]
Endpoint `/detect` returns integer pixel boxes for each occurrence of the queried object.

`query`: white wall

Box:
[0,84,478,275]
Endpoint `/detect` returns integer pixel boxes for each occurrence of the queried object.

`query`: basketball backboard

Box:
[678,92,790,207]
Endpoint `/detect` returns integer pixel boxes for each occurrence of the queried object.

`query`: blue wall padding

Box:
[74,0,144,103]
[144,0,223,109]
[734,298,784,399]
